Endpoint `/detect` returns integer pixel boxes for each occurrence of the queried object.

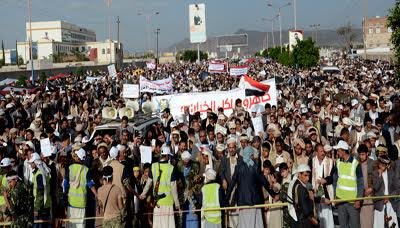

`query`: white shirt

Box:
[383,170,389,195]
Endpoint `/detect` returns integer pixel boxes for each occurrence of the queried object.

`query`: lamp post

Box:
[310,24,320,45]
[268,2,291,52]
[138,11,160,53]
[262,15,279,49]
[28,0,34,85]
[155,28,160,70]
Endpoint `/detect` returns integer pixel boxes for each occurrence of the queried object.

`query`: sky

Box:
[0,0,395,52]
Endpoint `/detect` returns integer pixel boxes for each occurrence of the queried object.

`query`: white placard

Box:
[189,3,207,43]
[146,62,156,70]
[140,145,152,164]
[139,76,173,94]
[230,67,248,76]
[40,138,53,157]
[208,63,225,73]
[251,116,264,135]
[107,64,117,78]
[122,84,139,98]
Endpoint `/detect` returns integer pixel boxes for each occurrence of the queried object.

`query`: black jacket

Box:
[226,160,273,206]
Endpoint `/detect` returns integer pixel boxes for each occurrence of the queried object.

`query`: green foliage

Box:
[292,38,319,69]
[16,75,27,87]
[75,67,85,77]
[388,0,400,84]
[17,55,24,65]
[178,50,208,62]
[260,39,318,69]
[39,72,47,84]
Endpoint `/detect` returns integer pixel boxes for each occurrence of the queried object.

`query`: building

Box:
[17,21,121,65]
[364,16,392,49]
[26,21,96,43]
[0,49,17,64]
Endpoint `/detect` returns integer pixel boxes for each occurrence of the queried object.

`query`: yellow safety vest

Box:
[33,169,51,209]
[68,164,88,208]
[152,162,173,206]
[0,175,7,206]
[202,183,222,224]
[336,159,358,199]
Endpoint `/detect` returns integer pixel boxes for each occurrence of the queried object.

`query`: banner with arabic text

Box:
[153,78,277,117]
[139,76,173,94]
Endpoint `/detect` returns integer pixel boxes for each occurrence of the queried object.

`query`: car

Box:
[88,114,161,143]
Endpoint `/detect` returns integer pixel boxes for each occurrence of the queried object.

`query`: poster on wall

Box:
[289,30,304,51]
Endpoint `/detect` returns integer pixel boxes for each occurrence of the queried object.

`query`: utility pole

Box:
[155,28,160,70]
[310,24,320,45]
[16,40,19,67]
[28,0,34,86]
[363,0,367,59]
[117,16,120,48]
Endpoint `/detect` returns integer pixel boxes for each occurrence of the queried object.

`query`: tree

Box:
[16,75,27,87]
[388,0,400,84]
[336,22,357,51]
[179,50,208,62]
[292,38,319,69]
[39,72,47,85]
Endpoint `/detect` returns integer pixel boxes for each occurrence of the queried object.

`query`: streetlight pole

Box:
[310,24,320,45]
[363,0,367,59]
[138,11,160,54]
[268,2,291,52]
[155,28,160,70]
[262,15,278,48]
[28,0,34,85]
[293,0,297,30]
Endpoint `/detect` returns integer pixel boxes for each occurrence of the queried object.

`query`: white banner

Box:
[153,78,277,118]
[230,67,248,76]
[122,84,139,98]
[189,3,206,43]
[107,64,117,78]
[208,63,225,73]
[146,62,156,70]
[139,76,173,94]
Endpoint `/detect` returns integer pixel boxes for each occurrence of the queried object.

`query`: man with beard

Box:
[357,144,375,228]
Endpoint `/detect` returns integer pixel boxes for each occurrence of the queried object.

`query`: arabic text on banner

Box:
[230,67,248,76]
[139,76,173,94]
[153,78,277,118]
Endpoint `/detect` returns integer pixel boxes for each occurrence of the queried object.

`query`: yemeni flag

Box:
[239,75,270,96]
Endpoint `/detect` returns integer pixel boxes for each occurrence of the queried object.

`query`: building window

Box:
[376,28,381,33]
[369,28,373,34]
[102,48,105,54]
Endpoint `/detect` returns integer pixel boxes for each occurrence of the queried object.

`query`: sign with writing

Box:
[153,78,277,118]
[107,64,117,78]
[230,66,248,76]
[189,3,206,43]
[251,116,264,135]
[139,76,173,94]
[122,84,139,98]
[40,138,53,157]
[208,63,226,73]
[146,62,156,70]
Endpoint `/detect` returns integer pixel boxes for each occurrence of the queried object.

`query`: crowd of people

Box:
[0,56,399,228]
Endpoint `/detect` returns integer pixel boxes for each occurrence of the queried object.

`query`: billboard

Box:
[289,30,304,51]
[189,3,206,43]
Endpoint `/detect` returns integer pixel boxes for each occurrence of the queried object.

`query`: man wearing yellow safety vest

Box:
[200,168,223,228]
[28,152,52,228]
[0,157,12,222]
[63,148,98,228]
[332,140,364,228]
[151,144,181,228]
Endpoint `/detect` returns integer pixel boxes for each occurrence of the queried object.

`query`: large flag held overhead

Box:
[239,75,270,96]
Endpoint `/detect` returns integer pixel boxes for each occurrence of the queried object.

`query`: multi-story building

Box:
[17,21,121,65]
[364,16,392,49]
[26,21,96,43]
